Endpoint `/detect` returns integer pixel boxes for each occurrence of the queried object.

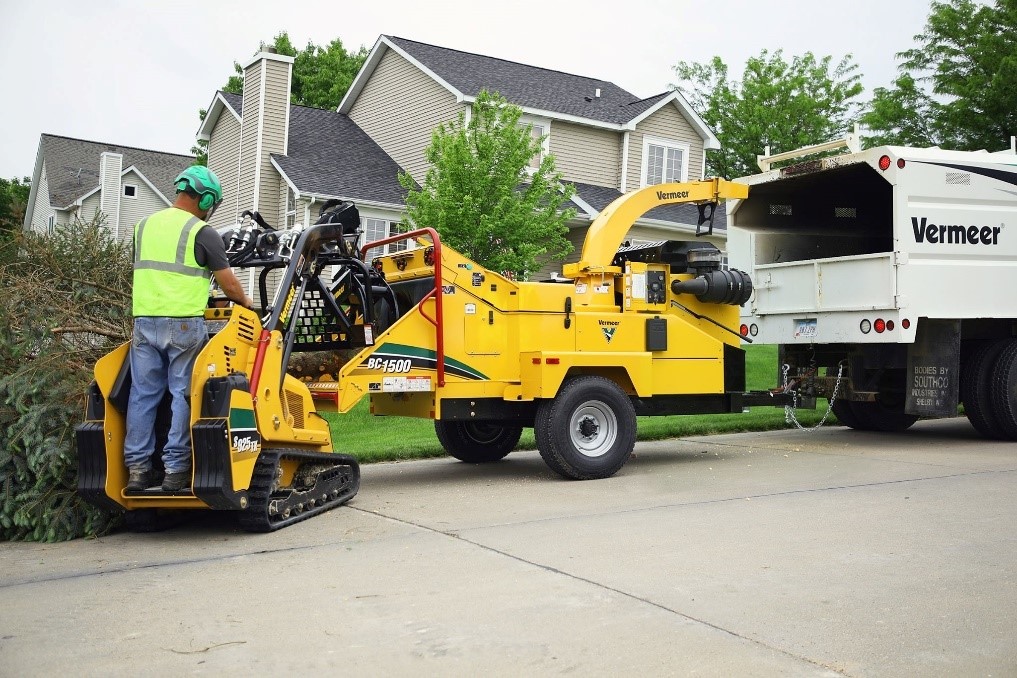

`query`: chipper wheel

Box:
[534,376,636,480]
[435,421,522,463]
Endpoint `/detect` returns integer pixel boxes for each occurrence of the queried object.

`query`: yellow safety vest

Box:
[133,207,210,317]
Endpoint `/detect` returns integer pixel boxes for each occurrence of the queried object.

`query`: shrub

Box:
[0,213,131,540]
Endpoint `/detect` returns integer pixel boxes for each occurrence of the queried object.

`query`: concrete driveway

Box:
[1,418,1014,676]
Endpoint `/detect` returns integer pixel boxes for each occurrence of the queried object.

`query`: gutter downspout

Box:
[620,131,630,194]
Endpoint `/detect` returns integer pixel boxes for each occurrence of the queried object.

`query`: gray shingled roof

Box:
[40,134,194,208]
[219,92,409,204]
[387,36,669,125]
[571,181,728,230]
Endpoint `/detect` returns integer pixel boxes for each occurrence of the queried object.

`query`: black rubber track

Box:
[238,449,360,532]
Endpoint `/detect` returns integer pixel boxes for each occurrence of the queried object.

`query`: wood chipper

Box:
[78,179,779,531]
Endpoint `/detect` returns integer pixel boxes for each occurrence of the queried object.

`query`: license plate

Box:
[793,318,817,339]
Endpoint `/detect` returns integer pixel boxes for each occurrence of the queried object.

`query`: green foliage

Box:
[0,176,31,244]
[862,0,1017,150]
[0,212,131,541]
[400,90,576,278]
[672,50,864,178]
[192,32,368,163]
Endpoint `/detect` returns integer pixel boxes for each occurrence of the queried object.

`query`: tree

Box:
[399,90,576,279]
[0,211,130,541]
[672,51,864,178]
[192,32,369,163]
[0,177,31,243]
[862,0,1017,150]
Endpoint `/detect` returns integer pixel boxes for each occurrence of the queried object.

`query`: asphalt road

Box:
[1,417,1015,676]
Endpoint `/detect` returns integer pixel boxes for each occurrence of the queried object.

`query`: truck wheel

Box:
[831,399,865,429]
[849,397,918,432]
[961,339,1008,439]
[434,421,521,463]
[534,376,636,480]
[988,339,1017,441]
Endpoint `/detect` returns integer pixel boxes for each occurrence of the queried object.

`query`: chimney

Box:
[235,48,294,221]
[99,151,123,239]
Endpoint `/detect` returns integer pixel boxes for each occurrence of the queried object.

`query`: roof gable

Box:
[38,134,194,208]
[341,35,716,142]
[271,103,409,206]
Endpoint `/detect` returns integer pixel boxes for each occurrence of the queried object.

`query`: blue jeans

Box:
[124,317,206,473]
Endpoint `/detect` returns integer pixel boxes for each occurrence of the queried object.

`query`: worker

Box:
[124,166,253,492]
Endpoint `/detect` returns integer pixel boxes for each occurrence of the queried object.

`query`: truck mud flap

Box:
[906,319,961,417]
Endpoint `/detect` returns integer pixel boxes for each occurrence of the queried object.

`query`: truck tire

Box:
[434,421,521,463]
[849,397,918,432]
[534,376,636,480]
[831,399,865,429]
[961,339,1008,440]
[988,339,1017,441]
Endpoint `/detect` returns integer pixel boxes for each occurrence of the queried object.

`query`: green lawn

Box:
[324,344,832,463]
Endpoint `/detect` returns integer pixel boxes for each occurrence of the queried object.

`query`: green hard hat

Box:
[174,165,222,211]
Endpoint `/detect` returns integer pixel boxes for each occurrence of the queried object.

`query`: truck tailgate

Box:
[753,252,895,315]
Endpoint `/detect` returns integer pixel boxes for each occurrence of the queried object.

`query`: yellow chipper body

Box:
[78,180,772,531]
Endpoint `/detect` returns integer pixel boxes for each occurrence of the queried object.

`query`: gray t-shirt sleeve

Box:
[194,225,231,272]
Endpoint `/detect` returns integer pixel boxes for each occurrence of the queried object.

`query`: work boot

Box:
[161,469,192,492]
[126,467,151,492]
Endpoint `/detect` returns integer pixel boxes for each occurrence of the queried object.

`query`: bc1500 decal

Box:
[365,357,412,373]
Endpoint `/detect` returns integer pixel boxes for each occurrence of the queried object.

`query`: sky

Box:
[0,0,936,180]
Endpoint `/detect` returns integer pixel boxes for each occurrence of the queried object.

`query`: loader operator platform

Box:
[124,165,253,493]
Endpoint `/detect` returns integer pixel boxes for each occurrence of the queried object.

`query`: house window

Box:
[641,136,690,186]
[47,215,55,234]
[521,116,550,172]
[362,217,407,260]
[123,184,137,198]
[285,188,297,228]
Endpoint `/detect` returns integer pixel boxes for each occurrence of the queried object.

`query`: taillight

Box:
[878,155,891,171]
[860,319,872,334]
[874,318,886,333]
[740,324,749,337]
[902,318,911,330]
[886,320,895,331]
[897,158,906,169]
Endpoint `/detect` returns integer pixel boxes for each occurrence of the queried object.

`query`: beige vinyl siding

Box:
[531,222,589,281]
[79,193,103,225]
[258,59,289,218]
[99,153,122,238]
[626,104,705,190]
[119,170,167,242]
[237,63,262,226]
[207,107,242,229]
[550,122,621,188]
[349,49,460,185]
[31,162,57,233]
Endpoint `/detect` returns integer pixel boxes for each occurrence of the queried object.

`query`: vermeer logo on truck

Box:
[912,217,1002,245]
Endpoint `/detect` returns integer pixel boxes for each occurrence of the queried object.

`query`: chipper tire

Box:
[831,399,865,430]
[535,376,636,480]
[435,421,522,463]
[848,398,918,432]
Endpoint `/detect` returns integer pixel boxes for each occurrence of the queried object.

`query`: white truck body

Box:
[727,143,1017,430]
[729,145,1017,345]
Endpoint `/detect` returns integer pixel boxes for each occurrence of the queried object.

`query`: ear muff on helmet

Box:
[174,166,222,214]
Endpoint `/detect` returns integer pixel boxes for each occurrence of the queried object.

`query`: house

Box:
[198,35,724,281]
[23,134,195,240]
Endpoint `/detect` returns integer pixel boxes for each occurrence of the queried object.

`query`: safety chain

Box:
[782,361,845,431]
